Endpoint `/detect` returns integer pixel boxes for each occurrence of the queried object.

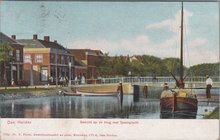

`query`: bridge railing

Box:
[70,76,219,85]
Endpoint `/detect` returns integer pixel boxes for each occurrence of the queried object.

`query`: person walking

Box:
[205,75,213,99]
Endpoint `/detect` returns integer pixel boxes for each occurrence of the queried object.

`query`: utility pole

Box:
[68,61,71,87]
[55,49,58,88]
[30,58,33,86]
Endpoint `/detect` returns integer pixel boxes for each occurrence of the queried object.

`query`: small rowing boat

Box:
[63,92,82,96]
[76,90,119,97]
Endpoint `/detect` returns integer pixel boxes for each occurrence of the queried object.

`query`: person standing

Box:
[205,75,213,99]
[74,76,78,85]
[81,74,86,85]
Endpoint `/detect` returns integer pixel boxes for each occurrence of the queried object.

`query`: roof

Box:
[38,40,68,50]
[131,55,143,62]
[0,32,17,44]
[74,58,86,67]
[17,39,45,48]
[17,39,69,52]
[69,49,103,56]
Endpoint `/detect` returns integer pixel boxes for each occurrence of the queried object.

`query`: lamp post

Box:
[24,55,33,86]
[29,58,34,86]
[68,62,71,87]
[55,49,58,88]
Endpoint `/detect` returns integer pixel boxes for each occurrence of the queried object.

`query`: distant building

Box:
[0,32,24,86]
[68,49,103,82]
[17,35,74,85]
[74,58,87,79]
[130,55,144,65]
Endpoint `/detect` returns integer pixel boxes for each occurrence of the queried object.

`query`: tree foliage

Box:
[97,54,219,78]
[0,42,12,62]
[0,42,12,85]
[188,63,219,76]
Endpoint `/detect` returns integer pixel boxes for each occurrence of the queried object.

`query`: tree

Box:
[142,55,168,76]
[0,42,12,86]
[162,58,180,76]
[188,63,219,77]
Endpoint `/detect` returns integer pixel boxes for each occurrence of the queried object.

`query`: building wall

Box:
[23,48,51,85]
[69,49,103,80]
[87,54,103,79]
[74,67,87,78]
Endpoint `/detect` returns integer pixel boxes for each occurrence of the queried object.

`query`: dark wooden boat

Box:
[63,92,82,96]
[160,2,198,118]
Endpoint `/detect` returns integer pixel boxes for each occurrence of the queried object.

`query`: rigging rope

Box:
[183,7,194,91]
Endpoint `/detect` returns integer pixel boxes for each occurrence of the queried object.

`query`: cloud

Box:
[145,9,193,34]
[68,35,177,58]
[67,35,217,67]
[67,10,217,67]
[188,38,208,48]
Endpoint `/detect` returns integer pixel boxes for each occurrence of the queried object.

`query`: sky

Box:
[0,1,219,67]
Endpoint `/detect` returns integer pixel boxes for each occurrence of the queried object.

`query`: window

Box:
[9,50,13,56]
[24,54,31,63]
[50,54,55,64]
[61,56,65,64]
[16,50,20,61]
[41,67,48,81]
[67,56,70,63]
[35,54,43,63]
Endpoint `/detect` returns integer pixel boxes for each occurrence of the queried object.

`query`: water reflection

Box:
[0,94,218,119]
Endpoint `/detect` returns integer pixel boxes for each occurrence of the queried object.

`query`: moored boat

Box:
[76,90,119,97]
[160,2,198,118]
[63,92,82,96]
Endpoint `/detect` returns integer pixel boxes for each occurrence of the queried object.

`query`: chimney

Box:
[33,34,38,40]
[44,36,50,42]
[54,40,57,43]
[11,35,16,40]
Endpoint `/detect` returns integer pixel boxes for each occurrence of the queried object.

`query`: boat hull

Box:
[63,92,82,96]
[160,96,198,119]
[160,97,174,113]
[76,91,119,97]
[175,97,198,111]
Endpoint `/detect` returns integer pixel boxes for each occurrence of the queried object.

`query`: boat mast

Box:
[179,1,184,88]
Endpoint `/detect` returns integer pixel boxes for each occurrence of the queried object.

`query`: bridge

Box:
[71,76,220,89]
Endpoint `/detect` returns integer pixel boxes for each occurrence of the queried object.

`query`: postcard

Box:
[0,0,219,140]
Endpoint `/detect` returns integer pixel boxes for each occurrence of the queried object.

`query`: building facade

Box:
[68,49,103,82]
[18,35,75,85]
[0,32,23,86]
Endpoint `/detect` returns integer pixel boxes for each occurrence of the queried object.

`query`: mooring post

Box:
[143,84,148,98]
[133,85,139,102]
[117,82,124,108]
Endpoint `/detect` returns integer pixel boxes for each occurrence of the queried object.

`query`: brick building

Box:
[74,58,87,78]
[68,49,103,81]
[0,32,23,86]
[18,35,75,85]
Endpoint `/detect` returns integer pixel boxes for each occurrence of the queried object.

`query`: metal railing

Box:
[70,76,219,85]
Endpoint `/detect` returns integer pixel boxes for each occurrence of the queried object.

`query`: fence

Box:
[71,76,220,85]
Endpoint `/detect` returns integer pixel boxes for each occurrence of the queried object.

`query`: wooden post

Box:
[143,85,148,98]
[133,85,139,102]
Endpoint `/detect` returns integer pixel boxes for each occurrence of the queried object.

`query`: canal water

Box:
[0,89,218,119]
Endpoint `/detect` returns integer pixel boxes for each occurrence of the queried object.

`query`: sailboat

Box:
[160,2,198,118]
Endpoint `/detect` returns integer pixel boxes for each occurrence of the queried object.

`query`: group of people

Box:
[49,76,69,87]
[74,74,86,85]
[49,74,87,86]
[161,75,213,99]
